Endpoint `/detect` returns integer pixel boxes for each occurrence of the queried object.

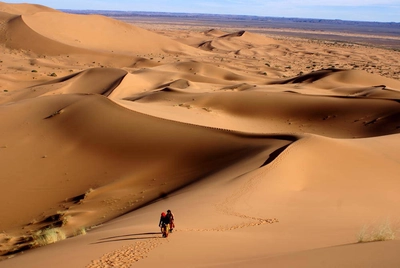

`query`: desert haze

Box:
[0,1,400,267]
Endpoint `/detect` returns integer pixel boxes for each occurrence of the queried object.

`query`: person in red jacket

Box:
[159,212,170,237]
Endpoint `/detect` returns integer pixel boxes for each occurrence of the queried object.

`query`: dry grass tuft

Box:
[74,227,87,236]
[32,228,66,247]
[357,220,396,243]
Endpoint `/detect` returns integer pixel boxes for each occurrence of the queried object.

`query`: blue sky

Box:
[5,0,400,22]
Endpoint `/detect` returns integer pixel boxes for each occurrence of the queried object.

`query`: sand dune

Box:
[0,4,205,75]
[21,12,201,55]
[0,68,128,103]
[196,30,280,54]
[276,68,400,89]
[0,2,400,267]
[0,1,57,15]
[218,241,400,267]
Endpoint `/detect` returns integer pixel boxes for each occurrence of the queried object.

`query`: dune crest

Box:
[21,12,202,55]
[0,1,58,15]
[0,2,400,267]
[195,30,280,54]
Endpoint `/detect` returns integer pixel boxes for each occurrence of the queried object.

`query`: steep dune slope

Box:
[0,68,128,103]
[21,12,202,55]
[197,30,281,54]
[0,5,205,71]
[275,68,400,90]
[3,133,400,268]
[0,91,294,256]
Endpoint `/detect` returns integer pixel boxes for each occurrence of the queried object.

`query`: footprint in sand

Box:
[86,237,166,268]
[179,217,279,232]
[86,214,278,267]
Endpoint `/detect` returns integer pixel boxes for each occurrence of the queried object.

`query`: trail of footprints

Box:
[87,170,279,267]
[86,217,278,267]
[88,219,277,267]
[179,217,279,232]
[86,238,165,268]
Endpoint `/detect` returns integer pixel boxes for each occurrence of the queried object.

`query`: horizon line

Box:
[59,9,400,24]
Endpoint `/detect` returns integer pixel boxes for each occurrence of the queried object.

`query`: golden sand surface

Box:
[0,2,400,267]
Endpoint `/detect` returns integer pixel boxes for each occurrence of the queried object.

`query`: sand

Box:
[0,2,400,267]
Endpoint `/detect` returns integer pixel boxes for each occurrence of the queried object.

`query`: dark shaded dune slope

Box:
[0,91,295,255]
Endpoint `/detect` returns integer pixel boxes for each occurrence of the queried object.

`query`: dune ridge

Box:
[0,1,58,15]
[0,2,400,267]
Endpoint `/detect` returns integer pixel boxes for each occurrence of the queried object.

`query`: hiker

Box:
[166,209,175,232]
[158,212,170,237]
[159,212,170,231]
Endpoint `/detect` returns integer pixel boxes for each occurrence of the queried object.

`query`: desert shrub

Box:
[32,228,66,247]
[74,227,87,236]
[357,220,396,243]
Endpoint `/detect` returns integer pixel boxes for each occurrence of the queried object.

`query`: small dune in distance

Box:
[0,2,400,267]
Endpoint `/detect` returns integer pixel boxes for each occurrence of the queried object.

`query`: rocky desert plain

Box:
[0,1,400,267]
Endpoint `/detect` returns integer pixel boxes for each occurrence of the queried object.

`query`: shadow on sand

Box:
[91,232,162,244]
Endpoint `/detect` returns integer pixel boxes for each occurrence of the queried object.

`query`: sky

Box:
[4,0,400,22]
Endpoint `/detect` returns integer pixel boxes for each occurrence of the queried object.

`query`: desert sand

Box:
[0,1,400,267]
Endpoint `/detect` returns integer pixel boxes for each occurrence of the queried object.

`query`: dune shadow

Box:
[91,232,162,244]
[260,143,292,167]
[92,236,160,244]
[99,232,161,240]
